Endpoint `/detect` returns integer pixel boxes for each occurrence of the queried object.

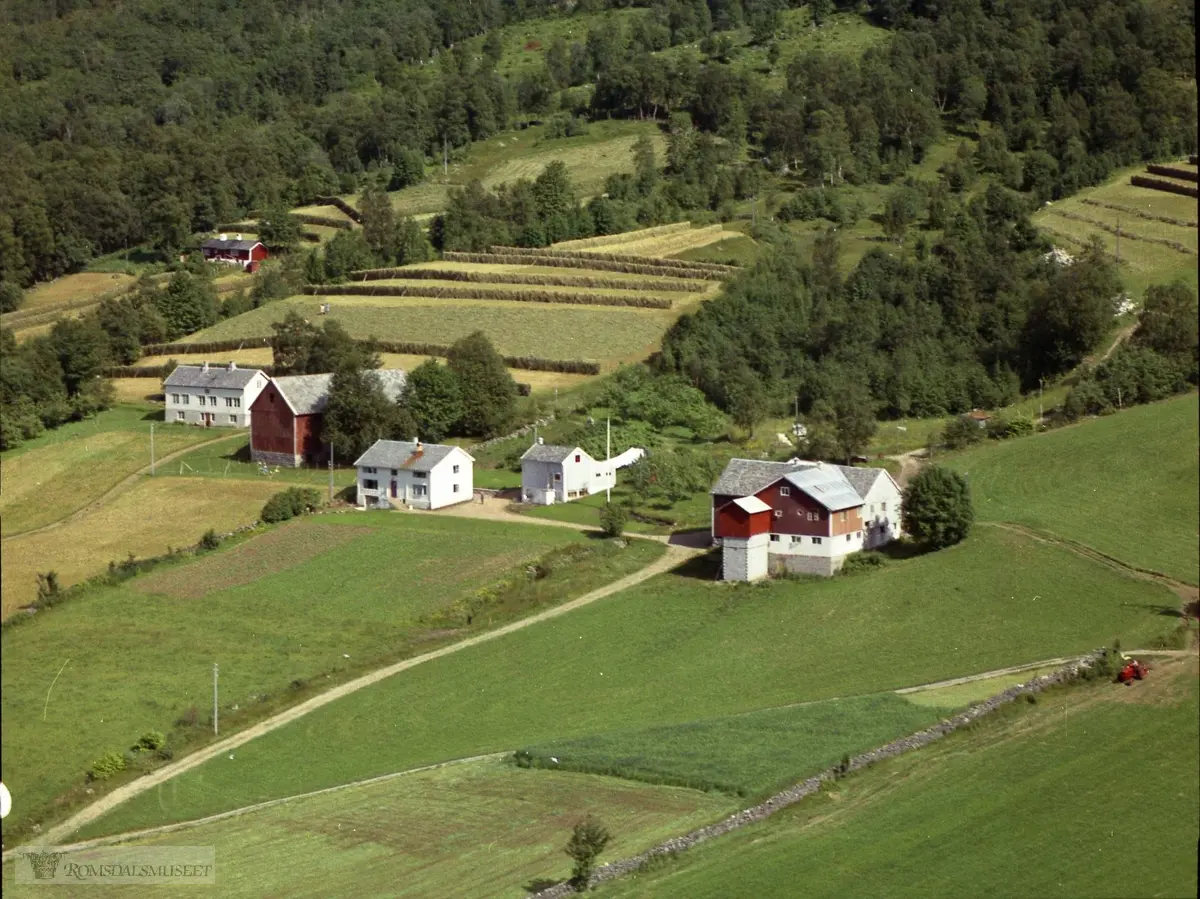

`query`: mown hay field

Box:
[14,272,136,313]
[184,296,677,365]
[2,758,737,899]
[1,475,279,617]
[0,514,616,838]
[597,658,1200,899]
[578,224,743,258]
[947,393,1200,583]
[0,410,217,538]
[86,525,1180,836]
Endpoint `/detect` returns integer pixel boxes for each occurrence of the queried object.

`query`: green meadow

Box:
[948,393,1200,582]
[1,515,662,840]
[80,525,1178,838]
[596,659,1200,899]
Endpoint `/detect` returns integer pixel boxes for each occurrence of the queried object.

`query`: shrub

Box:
[35,571,60,603]
[986,414,1035,440]
[261,487,322,523]
[600,502,628,538]
[566,816,612,891]
[132,731,166,753]
[198,529,221,551]
[839,551,887,575]
[89,751,126,781]
[941,415,984,449]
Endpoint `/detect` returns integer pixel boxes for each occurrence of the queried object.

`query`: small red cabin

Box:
[200,236,269,272]
[715,495,773,539]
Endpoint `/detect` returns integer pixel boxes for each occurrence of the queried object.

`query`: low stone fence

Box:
[470,416,554,452]
[532,652,1104,898]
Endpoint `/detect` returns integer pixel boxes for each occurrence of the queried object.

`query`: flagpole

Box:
[606,418,611,503]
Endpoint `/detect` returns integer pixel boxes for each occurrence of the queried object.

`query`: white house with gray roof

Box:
[163,362,268,428]
[519,439,645,505]
[354,439,474,510]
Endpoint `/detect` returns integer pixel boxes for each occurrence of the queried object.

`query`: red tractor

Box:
[1117,659,1149,684]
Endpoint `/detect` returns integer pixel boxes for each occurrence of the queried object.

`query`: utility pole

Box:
[213,663,219,736]
[606,418,611,504]
[1115,216,1121,265]
[1039,378,1044,425]
[328,443,334,503]
[443,136,449,178]
[150,423,155,475]
[1117,386,1122,409]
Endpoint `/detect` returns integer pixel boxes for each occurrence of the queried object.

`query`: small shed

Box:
[719,495,772,582]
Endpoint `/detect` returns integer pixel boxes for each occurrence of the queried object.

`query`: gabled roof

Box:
[353,439,472,472]
[163,364,264,390]
[835,465,883,500]
[201,238,262,251]
[272,369,407,416]
[730,495,771,514]
[782,467,863,512]
[711,458,817,496]
[520,443,585,464]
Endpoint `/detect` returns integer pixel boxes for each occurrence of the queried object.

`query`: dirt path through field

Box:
[1,433,241,542]
[16,539,700,850]
[885,449,927,487]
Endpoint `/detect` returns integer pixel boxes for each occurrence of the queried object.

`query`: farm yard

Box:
[0,515,661,843]
[595,657,1200,899]
[76,524,1181,839]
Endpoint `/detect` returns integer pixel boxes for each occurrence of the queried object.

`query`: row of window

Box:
[361,465,459,476]
[176,412,238,423]
[361,481,460,496]
[170,394,241,408]
[768,531,864,545]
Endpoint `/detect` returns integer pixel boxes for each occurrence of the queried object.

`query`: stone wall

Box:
[770,552,840,578]
[250,448,300,468]
[531,652,1105,898]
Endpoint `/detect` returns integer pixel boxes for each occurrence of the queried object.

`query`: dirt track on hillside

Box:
[16,539,700,851]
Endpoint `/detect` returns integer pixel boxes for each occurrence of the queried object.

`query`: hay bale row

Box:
[1080,198,1198,229]
[305,283,673,308]
[1144,164,1199,183]
[348,267,708,293]
[550,222,692,250]
[294,214,355,230]
[1047,208,1197,255]
[487,244,737,273]
[1130,175,1200,199]
[599,224,733,257]
[449,251,729,281]
[312,195,364,223]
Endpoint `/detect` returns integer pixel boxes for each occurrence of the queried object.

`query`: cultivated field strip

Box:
[346,266,709,293]
[490,244,738,274]
[588,224,736,257]
[1044,208,1197,255]
[551,222,693,250]
[1079,198,1198,229]
[304,283,674,309]
[447,251,730,280]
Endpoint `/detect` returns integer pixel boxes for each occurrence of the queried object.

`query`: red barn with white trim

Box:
[200,235,269,272]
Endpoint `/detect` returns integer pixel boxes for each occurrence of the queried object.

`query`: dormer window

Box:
[779,486,790,496]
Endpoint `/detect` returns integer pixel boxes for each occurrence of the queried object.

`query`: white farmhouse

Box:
[354,439,474,510]
[835,464,904,549]
[163,362,269,428]
[519,438,648,505]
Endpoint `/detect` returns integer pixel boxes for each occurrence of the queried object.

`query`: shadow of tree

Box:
[524,878,560,894]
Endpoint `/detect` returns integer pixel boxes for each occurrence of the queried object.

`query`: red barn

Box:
[249,371,408,468]
[200,236,269,272]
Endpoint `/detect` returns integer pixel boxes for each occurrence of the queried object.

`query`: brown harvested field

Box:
[1,478,281,617]
[584,225,743,257]
[133,523,374,599]
[109,378,165,404]
[20,273,135,312]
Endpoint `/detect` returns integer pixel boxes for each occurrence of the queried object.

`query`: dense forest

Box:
[1,0,1195,285]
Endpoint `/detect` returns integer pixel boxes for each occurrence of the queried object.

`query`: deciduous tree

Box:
[902,466,973,549]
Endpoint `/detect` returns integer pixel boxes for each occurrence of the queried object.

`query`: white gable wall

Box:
[357,448,473,510]
[859,473,904,548]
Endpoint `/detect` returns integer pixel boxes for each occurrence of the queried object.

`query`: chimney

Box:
[227,361,237,371]
[536,437,544,445]
[235,233,242,240]
[202,361,209,372]
[218,233,227,240]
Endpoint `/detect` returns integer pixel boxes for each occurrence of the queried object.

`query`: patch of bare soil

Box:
[132,522,374,599]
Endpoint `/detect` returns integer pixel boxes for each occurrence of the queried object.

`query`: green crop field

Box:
[2,758,737,899]
[947,393,1200,583]
[596,657,1200,899]
[79,525,1180,838]
[519,693,949,799]
[1033,164,1199,299]
[0,407,216,538]
[0,516,661,840]
[185,296,676,364]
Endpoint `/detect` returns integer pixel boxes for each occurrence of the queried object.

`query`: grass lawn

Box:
[519,693,948,799]
[7,273,134,316]
[0,412,216,537]
[1,516,659,841]
[185,296,676,364]
[80,525,1180,837]
[2,758,737,899]
[596,657,1200,899]
[160,435,357,488]
[946,393,1200,583]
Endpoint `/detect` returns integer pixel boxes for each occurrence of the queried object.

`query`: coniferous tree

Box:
[400,359,464,441]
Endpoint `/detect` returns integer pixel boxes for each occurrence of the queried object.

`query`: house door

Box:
[202,413,212,427]
[390,479,397,498]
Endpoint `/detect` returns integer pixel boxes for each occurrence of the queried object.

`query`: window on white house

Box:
[857,531,862,538]
[452,484,459,492]
[182,395,189,405]
[413,485,427,496]
[233,398,241,408]
[575,454,581,463]
[229,415,237,423]
[846,534,852,541]
[453,464,460,474]
[780,486,790,496]
[769,534,780,542]
[774,510,783,518]
[881,502,887,511]
[391,469,397,476]
[171,394,179,404]
[414,471,427,479]
[812,537,822,545]
[363,479,378,490]
[553,472,562,481]
[225,397,233,407]
[364,467,376,474]
[176,411,185,421]
[791,535,802,543]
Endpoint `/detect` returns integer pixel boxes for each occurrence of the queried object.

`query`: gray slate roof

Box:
[201,238,262,251]
[520,443,583,464]
[711,459,815,497]
[354,439,471,472]
[273,369,407,415]
[164,364,264,390]
[712,457,889,511]
[835,465,882,500]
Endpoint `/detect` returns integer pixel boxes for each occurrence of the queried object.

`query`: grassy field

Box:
[596,657,1200,899]
[947,393,1200,583]
[3,758,737,899]
[185,296,677,365]
[1,515,658,839]
[0,410,216,537]
[519,693,949,798]
[14,273,135,313]
[79,525,1180,837]
[0,476,281,618]
[1033,164,1199,298]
